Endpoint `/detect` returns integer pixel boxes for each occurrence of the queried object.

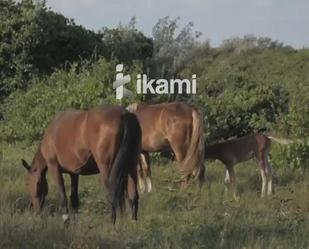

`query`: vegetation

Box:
[1,0,309,248]
[1,143,309,249]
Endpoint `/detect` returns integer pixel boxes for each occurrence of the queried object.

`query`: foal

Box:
[205,133,291,197]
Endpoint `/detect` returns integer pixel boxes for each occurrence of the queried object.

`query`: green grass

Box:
[1,142,309,249]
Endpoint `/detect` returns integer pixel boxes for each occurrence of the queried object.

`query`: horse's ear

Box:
[21,159,31,172]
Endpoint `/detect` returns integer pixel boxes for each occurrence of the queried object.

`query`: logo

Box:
[113,64,132,100]
[136,74,196,95]
[113,64,197,100]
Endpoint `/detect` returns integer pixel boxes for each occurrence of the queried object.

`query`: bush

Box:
[271,142,309,171]
[0,59,116,141]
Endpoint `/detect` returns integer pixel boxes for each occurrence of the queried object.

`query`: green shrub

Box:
[271,142,309,171]
[0,59,116,141]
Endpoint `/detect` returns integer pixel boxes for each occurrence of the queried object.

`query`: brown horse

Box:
[21,106,141,223]
[204,133,292,198]
[127,102,205,192]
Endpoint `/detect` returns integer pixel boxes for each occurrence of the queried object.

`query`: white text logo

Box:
[113,64,197,100]
[113,64,132,100]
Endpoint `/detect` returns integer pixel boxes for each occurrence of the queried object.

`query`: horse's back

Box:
[41,106,127,172]
[43,109,87,147]
[136,102,193,128]
[87,106,126,128]
[41,109,89,169]
[138,102,192,117]
[133,102,197,152]
[85,106,127,157]
[220,134,270,164]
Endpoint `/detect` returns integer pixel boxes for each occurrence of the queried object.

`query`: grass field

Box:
[1,142,309,249]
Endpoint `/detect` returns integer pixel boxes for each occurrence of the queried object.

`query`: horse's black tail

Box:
[109,112,141,224]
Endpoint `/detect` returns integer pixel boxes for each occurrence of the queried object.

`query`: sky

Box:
[46,0,309,48]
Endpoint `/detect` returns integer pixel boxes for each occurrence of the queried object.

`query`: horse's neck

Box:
[32,146,46,171]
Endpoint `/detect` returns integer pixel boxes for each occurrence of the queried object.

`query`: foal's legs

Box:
[264,153,273,196]
[48,160,69,219]
[69,173,79,210]
[260,164,267,197]
[197,163,206,188]
[267,163,273,196]
[259,156,269,197]
[224,165,237,199]
[224,168,231,193]
[258,149,273,197]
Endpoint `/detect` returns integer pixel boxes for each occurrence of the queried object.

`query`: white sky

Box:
[46,0,309,48]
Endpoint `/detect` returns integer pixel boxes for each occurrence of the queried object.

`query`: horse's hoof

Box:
[139,187,146,195]
[233,195,240,202]
[138,179,146,194]
[146,177,152,193]
[62,214,70,224]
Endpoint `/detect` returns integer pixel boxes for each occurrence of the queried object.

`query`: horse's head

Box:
[22,159,48,211]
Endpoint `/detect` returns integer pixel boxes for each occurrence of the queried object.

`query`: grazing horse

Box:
[21,106,141,223]
[204,133,292,198]
[127,102,205,192]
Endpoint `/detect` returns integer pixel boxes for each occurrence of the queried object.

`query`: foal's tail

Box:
[181,108,205,184]
[265,134,295,145]
[109,112,141,224]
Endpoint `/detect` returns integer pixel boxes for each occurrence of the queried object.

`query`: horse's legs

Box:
[48,161,69,219]
[137,152,151,194]
[93,152,114,220]
[191,163,205,190]
[99,166,110,190]
[137,156,146,194]
[69,173,79,210]
[141,152,152,192]
[170,141,188,186]
[171,143,186,163]
[127,172,139,220]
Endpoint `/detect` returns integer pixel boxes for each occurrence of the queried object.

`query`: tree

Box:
[150,16,202,79]
[0,0,104,99]
[220,35,292,53]
[99,17,153,66]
